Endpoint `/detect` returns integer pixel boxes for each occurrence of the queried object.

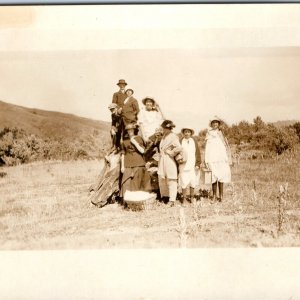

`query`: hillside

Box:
[0,100,111,161]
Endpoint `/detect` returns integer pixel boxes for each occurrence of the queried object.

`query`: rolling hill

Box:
[0,100,111,160]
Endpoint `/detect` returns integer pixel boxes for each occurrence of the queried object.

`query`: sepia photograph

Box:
[0,3,300,299]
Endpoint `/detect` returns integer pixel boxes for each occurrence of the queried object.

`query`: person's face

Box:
[162,127,170,134]
[118,84,126,90]
[145,100,154,111]
[211,121,220,130]
[126,90,133,97]
[127,128,135,137]
[183,129,192,139]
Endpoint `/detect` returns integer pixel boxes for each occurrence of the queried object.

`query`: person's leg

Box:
[190,187,196,204]
[212,181,218,202]
[218,181,224,202]
[159,176,169,202]
[168,179,178,202]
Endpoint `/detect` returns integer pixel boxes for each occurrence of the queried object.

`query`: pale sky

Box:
[0,5,300,131]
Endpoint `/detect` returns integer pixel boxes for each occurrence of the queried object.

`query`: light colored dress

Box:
[179,138,197,189]
[158,132,182,201]
[204,129,231,183]
[138,108,164,142]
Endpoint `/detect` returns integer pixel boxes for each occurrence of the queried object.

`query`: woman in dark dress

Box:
[120,123,151,197]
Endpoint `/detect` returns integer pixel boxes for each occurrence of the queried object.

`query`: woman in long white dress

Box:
[138,97,164,142]
[204,117,232,202]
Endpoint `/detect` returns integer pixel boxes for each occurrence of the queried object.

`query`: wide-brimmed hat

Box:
[210,116,222,126]
[125,123,138,131]
[181,127,195,135]
[108,103,118,110]
[125,87,134,94]
[142,97,156,106]
[161,120,175,129]
[117,79,127,86]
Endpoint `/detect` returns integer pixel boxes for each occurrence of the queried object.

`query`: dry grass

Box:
[0,150,300,249]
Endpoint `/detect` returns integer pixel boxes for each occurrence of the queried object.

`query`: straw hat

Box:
[209,116,222,126]
[108,103,118,110]
[181,127,195,135]
[142,97,156,106]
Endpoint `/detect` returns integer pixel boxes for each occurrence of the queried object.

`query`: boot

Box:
[218,182,224,202]
[211,182,217,203]
[181,188,189,207]
[190,187,196,205]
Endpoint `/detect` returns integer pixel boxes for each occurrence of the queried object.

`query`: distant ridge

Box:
[0,100,111,158]
[272,120,299,128]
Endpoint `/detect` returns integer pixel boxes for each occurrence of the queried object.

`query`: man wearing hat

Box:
[178,127,201,206]
[112,79,128,109]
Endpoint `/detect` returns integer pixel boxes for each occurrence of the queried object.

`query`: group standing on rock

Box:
[107,79,232,207]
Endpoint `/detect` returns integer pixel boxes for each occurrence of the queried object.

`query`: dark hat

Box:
[161,120,175,129]
[142,97,156,106]
[125,123,138,131]
[117,79,127,86]
[181,127,195,135]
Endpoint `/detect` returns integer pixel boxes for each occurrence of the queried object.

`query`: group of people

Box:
[107,79,232,207]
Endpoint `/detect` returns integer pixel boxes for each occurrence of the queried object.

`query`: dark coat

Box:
[179,136,202,167]
[122,97,140,126]
[112,90,127,108]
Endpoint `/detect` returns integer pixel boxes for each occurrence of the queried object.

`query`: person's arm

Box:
[165,135,182,157]
[133,99,140,115]
[194,137,201,168]
[130,136,145,154]
[112,92,117,104]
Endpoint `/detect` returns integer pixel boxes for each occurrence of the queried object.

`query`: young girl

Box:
[204,117,232,202]
[120,123,151,198]
[178,127,201,206]
[138,97,164,142]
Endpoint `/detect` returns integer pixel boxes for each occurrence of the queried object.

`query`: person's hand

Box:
[145,162,152,169]
[117,108,122,114]
[130,137,137,144]
[195,166,200,170]
[111,128,116,135]
[121,166,125,173]
[165,149,172,156]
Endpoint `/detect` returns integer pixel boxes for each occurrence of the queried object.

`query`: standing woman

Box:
[179,127,201,206]
[138,97,165,142]
[158,120,182,206]
[120,123,151,198]
[204,117,232,202]
[121,88,140,127]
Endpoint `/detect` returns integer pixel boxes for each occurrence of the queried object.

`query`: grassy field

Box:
[0,150,300,249]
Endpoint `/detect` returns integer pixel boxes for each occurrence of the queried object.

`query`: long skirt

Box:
[208,161,231,183]
[121,166,151,197]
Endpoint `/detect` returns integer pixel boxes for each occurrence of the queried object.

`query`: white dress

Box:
[179,138,197,189]
[138,108,164,142]
[204,129,231,183]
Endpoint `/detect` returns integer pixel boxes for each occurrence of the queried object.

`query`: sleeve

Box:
[194,137,202,167]
[120,141,126,155]
[168,135,182,157]
[112,92,117,104]
[133,99,140,115]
